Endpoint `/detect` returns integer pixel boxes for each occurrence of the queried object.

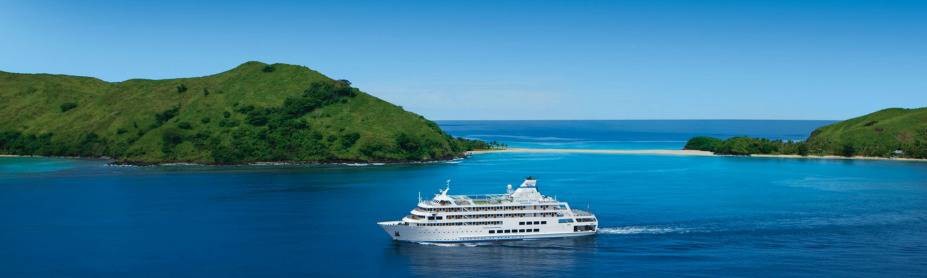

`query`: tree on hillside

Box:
[797,143,809,156]
[841,144,856,157]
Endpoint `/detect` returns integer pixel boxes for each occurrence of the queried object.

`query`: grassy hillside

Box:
[805,108,927,157]
[0,62,492,164]
[684,108,927,158]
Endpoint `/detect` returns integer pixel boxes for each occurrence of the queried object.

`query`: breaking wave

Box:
[416,242,486,247]
[597,226,691,235]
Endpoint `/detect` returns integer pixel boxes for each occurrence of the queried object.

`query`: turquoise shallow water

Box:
[1,120,926,277]
[439,120,832,149]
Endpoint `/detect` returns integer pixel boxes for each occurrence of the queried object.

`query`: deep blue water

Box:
[2,120,927,277]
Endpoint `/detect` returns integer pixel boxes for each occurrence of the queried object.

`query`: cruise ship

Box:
[378,177,597,243]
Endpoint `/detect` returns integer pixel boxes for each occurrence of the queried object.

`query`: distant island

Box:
[0,62,496,164]
[685,108,927,159]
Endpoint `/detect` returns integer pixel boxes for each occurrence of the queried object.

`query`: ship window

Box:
[541,221,547,224]
[519,222,524,225]
[519,229,525,233]
[504,230,511,233]
[489,230,495,234]
[534,228,539,232]
[533,221,539,225]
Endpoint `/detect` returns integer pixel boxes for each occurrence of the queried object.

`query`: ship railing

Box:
[414,205,564,212]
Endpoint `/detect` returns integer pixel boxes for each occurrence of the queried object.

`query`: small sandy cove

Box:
[467,148,927,162]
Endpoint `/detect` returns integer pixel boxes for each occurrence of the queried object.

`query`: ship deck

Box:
[420,194,560,207]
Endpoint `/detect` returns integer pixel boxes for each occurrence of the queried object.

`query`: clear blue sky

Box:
[2,0,925,120]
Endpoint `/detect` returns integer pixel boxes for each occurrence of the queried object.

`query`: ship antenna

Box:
[418,191,422,203]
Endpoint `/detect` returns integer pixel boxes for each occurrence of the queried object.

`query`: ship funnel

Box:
[520,178,537,188]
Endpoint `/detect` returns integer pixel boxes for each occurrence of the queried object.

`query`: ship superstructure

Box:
[378,177,597,242]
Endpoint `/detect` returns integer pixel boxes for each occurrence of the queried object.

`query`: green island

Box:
[0,61,497,164]
[685,107,927,159]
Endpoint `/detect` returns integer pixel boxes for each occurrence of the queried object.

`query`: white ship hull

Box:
[379,220,596,243]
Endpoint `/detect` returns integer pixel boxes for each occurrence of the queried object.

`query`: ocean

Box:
[1,120,926,277]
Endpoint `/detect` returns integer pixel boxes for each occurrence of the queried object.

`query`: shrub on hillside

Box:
[154,106,180,127]
[60,102,78,112]
[341,132,360,148]
[218,118,239,127]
